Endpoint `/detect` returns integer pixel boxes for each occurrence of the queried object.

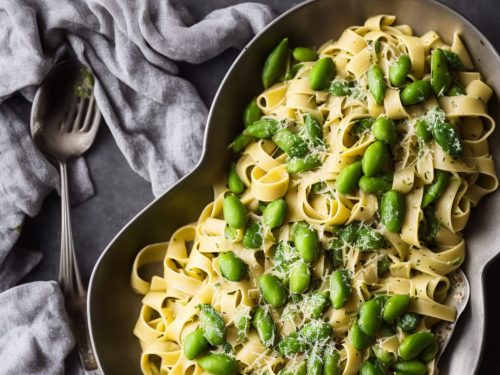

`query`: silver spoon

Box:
[30,60,102,373]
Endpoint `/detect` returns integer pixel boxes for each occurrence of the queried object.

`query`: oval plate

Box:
[88,0,500,373]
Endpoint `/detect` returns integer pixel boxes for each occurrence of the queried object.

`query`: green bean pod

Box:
[278,334,307,356]
[358,173,393,194]
[389,55,412,86]
[198,353,238,375]
[383,294,410,323]
[252,306,277,347]
[242,221,262,249]
[422,170,450,208]
[293,47,319,62]
[246,118,279,139]
[442,49,466,71]
[243,98,262,128]
[300,320,332,341]
[432,120,462,158]
[394,360,427,375]
[309,57,335,91]
[372,117,396,145]
[396,313,419,332]
[273,129,309,157]
[337,160,363,194]
[420,340,439,362]
[330,269,352,309]
[199,304,226,346]
[358,298,384,336]
[368,64,386,105]
[307,346,324,375]
[304,113,323,146]
[400,80,432,106]
[219,251,247,282]
[263,198,288,229]
[286,63,304,80]
[228,163,245,194]
[351,319,372,350]
[362,141,391,177]
[231,132,253,153]
[359,361,386,375]
[259,274,287,307]
[398,332,436,360]
[183,328,210,360]
[287,154,322,174]
[323,349,341,375]
[381,190,405,233]
[431,48,452,96]
[289,262,311,294]
[415,120,432,143]
[294,222,319,263]
[262,38,289,89]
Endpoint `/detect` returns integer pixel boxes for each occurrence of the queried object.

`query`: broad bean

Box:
[252,306,277,347]
[310,57,335,91]
[400,80,431,106]
[259,274,287,308]
[381,190,405,233]
[337,160,363,194]
[243,98,262,128]
[372,117,396,145]
[358,173,393,194]
[219,252,247,282]
[293,47,318,62]
[294,222,319,263]
[398,332,435,360]
[198,353,237,375]
[421,170,450,208]
[246,118,279,139]
[389,55,412,87]
[262,38,289,89]
[362,141,391,177]
[431,48,452,96]
[228,163,245,194]
[243,221,263,249]
[383,294,410,323]
[289,262,311,294]
[273,129,308,157]
[358,298,384,336]
[183,328,209,360]
[199,304,226,346]
[368,64,386,105]
[263,198,288,229]
[329,269,352,309]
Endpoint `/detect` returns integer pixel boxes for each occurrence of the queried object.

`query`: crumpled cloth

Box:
[0,0,274,373]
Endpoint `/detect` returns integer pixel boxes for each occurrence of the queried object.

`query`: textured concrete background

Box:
[16,0,500,372]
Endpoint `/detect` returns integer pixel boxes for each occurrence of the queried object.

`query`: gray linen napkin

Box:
[0,0,274,373]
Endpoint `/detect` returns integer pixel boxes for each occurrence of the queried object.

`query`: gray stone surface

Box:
[15,0,500,373]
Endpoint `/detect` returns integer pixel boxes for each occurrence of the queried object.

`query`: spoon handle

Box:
[59,161,100,372]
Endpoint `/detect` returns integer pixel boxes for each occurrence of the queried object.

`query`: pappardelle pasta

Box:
[131,15,497,375]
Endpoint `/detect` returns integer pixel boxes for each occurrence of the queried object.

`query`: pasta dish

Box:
[131,15,497,375]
